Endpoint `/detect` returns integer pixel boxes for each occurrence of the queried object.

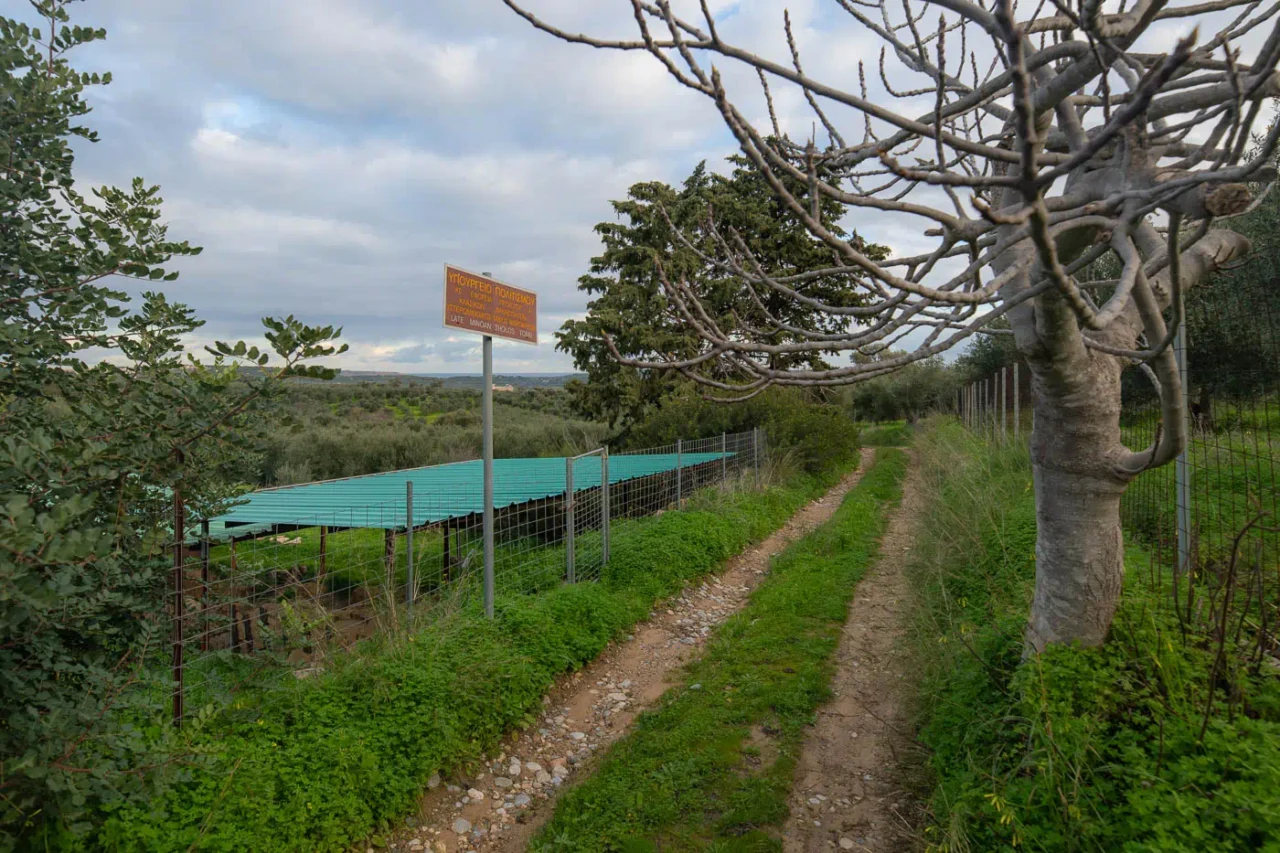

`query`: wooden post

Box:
[318,525,328,581]
[200,520,210,653]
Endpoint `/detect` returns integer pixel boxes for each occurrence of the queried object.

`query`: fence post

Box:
[1001,367,1008,442]
[602,448,610,565]
[200,520,210,652]
[565,457,576,584]
[753,427,760,485]
[676,438,683,509]
[721,432,727,484]
[405,481,415,605]
[171,493,185,728]
[1013,363,1020,441]
[1175,324,1192,577]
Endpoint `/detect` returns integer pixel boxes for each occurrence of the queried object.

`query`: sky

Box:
[29,0,1236,374]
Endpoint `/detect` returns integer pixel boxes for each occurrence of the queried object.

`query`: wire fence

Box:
[958,271,1279,663]
[165,428,766,722]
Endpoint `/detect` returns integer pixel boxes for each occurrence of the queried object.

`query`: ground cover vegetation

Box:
[89,451,858,853]
[529,449,908,851]
[908,421,1280,852]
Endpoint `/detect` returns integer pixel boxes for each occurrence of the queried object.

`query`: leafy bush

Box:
[91,466,846,852]
[909,420,1280,853]
[623,387,858,477]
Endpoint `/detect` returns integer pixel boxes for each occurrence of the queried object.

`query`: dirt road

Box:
[380,449,876,853]
[782,451,925,853]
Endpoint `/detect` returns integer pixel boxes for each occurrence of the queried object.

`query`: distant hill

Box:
[325,371,584,388]
[232,367,585,388]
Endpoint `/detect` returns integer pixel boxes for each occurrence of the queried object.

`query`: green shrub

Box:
[623,387,858,477]
[909,420,1280,853]
[92,467,846,852]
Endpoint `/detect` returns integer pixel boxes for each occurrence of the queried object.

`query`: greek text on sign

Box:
[442,265,538,345]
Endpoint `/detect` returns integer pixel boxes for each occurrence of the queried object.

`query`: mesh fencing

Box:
[957,271,1279,665]
[165,428,765,722]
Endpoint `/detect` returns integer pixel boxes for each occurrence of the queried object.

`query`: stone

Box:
[494,777,512,789]
[607,692,627,702]
[507,763,521,777]
[839,838,855,850]
[452,818,472,834]
[524,761,542,772]
[467,788,485,801]
[408,840,424,850]
[514,793,532,807]
[535,770,552,784]
[427,773,441,789]
[568,731,586,741]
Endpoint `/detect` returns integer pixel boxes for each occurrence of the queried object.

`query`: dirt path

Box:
[781,451,926,853]
[378,449,875,853]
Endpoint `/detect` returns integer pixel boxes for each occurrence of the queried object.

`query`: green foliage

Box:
[92,465,847,852]
[556,154,887,427]
[844,354,958,422]
[0,6,343,846]
[859,420,913,446]
[622,387,858,477]
[530,449,909,851]
[908,421,1280,853]
[952,319,1019,382]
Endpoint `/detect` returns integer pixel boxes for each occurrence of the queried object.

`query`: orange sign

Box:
[442,265,538,345]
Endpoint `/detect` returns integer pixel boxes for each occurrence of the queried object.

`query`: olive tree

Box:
[506,0,1280,650]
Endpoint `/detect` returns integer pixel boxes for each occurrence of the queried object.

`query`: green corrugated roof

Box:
[210,452,728,535]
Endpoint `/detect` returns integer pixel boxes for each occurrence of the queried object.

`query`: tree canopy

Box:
[557,152,886,426]
[0,4,344,843]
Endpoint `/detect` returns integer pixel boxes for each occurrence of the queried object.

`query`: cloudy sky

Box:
[40,0,1214,374]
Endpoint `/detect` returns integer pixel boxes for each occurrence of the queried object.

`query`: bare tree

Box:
[506,0,1280,650]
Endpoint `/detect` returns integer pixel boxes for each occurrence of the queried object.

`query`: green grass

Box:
[858,420,913,446]
[908,419,1280,853]
[530,448,909,852]
[90,460,858,853]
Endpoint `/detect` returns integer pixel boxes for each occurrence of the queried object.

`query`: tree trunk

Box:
[1026,463,1126,649]
[1024,352,1130,651]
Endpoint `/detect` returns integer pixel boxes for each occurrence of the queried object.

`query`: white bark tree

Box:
[506,0,1280,650]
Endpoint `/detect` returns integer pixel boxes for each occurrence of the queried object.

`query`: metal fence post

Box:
[601,448,610,565]
[1175,323,1192,578]
[482,332,494,619]
[676,438,683,509]
[565,457,576,583]
[1001,367,1008,442]
[721,432,727,484]
[753,427,760,485]
[1013,362,1020,441]
[405,481,415,605]
[171,492,185,728]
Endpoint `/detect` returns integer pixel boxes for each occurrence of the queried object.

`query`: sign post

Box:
[443,265,538,619]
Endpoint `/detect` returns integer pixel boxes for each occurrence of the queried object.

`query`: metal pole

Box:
[721,432,727,484]
[1014,362,1021,441]
[1001,367,1008,442]
[676,438,683,509]
[601,448,610,565]
[172,492,185,728]
[1175,324,1192,578]
[565,457,575,583]
[199,520,210,652]
[405,481,415,605]
[753,427,760,485]
[482,324,494,619]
